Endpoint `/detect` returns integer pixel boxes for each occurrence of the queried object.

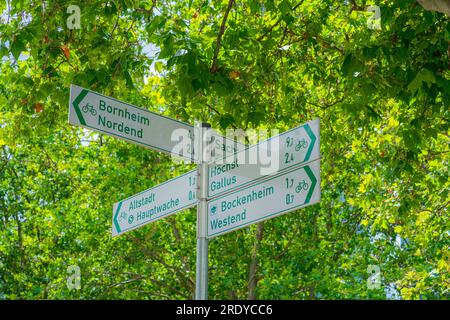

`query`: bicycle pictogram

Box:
[119,211,127,222]
[295,180,308,193]
[82,103,97,116]
[295,138,308,151]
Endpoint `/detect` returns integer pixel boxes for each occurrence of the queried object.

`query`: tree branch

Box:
[136,0,157,16]
[257,0,305,42]
[169,217,193,291]
[210,0,235,73]
[306,97,344,109]
[104,272,187,298]
[248,222,264,300]
[313,35,344,54]
[205,103,238,129]
[105,275,144,289]
[206,103,222,116]
[128,235,195,292]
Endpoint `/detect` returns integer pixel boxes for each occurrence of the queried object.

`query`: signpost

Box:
[68,84,322,300]
[208,119,319,198]
[207,160,320,238]
[195,123,210,300]
[69,84,196,161]
[112,170,198,237]
[69,84,245,163]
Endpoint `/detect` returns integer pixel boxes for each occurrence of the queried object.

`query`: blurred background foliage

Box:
[0,0,448,299]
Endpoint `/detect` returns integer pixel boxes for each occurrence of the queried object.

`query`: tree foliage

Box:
[0,0,449,299]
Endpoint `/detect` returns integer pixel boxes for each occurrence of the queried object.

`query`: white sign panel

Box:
[208,129,247,163]
[207,160,320,238]
[112,170,198,237]
[69,84,196,161]
[208,119,320,198]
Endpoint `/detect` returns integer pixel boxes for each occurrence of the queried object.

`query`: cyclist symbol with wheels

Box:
[295,180,308,193]
[119,211,127,222]
[82,103,97,116]
[295,138,308,151]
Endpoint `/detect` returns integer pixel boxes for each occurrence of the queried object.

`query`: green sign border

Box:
[207,161,320,238]
[303,123,317,162]
[112,169,198,236]
[72,89,89,125]
[69,84,196,161]
[113,202,123,233]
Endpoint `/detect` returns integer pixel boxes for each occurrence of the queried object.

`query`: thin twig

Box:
[105,276,144,289]
[312,35,345,54]
[257,0,305,41]
[205,103,221,115]
[136,0,157,16]
[306,97,344,109]
[128,235,195,291]
[110,11,121,38]
[205,103,238,129]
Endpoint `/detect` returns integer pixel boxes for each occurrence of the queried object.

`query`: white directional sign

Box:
[69,84,247,163]
[207,160,320,238]
[112,170,198,237]
[68,83,321,299]
[208,118,320,198]
[69,84,196,161]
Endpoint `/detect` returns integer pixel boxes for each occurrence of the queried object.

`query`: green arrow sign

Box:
[208,118,320,198]
[69,84,196,161]
[69,84,250,163]
[207,159,320,238]
[112,170,198,237]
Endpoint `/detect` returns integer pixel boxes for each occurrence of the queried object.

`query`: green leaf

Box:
[282,13,295,25]
[191,78,203,91]
[248,0,260,13]
[407,68,436,93]
[403,130,421,152]
[219,114,235,129]
[154,61,164,73]
[278,0,291,15]
[146,15,166,36]
[435,76,450,94]
[124,70,134,89]
[341,54,364,77]
[248,111,265,124]
[11,36,26,60]
[0,44,8,58]
[264,0,276,11]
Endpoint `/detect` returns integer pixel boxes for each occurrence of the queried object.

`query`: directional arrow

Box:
[304,165,317,204]
[72,89,89,126]
[113,202,123,234]
[303,122,317,162]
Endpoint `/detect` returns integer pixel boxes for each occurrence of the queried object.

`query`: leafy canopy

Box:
[0,0,448,299]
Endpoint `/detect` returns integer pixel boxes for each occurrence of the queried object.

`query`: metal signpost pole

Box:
[195,122,210,300]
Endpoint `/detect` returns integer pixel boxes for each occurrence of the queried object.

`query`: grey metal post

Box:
[195,122,210,300]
